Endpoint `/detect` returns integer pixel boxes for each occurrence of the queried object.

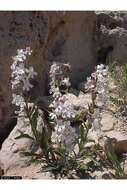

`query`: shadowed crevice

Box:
[97,46,113,64]
[0,118,17,149]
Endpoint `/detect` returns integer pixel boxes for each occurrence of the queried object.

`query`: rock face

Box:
[0,108,45,172]
[96,11,127,64]
[0,117,34,172]
[46,12,97,87]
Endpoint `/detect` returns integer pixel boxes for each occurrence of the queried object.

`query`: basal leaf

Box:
[15,133,34,140]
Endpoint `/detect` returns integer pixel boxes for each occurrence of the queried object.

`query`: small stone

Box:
[101,112,116,132]
[104,131,127,154]
[85,142,95,148]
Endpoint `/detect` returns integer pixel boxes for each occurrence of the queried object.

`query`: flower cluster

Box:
[85,64,109,108]
[85,64,109,107]
[49,62,73,120]
[51,95,76,119]
[12,94,26,112]
[49,62,71,98]
[49,62,77,152]
[95,64,109,107]
[11,47,37,91]
[11,47,37,113]
[49,62,62,98]
[85,64,109,138]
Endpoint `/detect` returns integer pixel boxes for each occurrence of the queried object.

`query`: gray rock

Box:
[101,112,116,132]
[104,131,127,154]
[0,117,33,172]
[0,108,44,173]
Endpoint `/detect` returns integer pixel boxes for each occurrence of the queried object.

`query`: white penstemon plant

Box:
[10,48,56,160]
[85,64,109,139]
[11,47,37,114]
[10,48,47,154]
[49,62,77,152]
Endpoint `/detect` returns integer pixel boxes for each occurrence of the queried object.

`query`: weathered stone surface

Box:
[0,117,33,172]
[0,108,44,172]
[4,164,52,179]
[97,25,127,64]
[104,131,127,154]
[46,12,97,87]
[96,11,127,64]
[87,108,127,154]
[96,11,127,30]
[63,92,92,110]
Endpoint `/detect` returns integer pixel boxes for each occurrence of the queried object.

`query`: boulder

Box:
[104,131,127,154]
[101,112,116,132]
[0,117,34,172]
[4,164,52,179]
[87,109,127,155]
[63,92,92,110]
[0,108,44,172]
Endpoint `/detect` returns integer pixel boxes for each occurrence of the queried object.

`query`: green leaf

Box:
[20,151,39,157]
[42,166,58,173]
[15,133,34,140]
[53,149,64,158]
[31,108,38,139]
[31,159,42,165]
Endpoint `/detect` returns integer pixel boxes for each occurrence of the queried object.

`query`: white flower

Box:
[61,77,71,87]
[11,79,20,89]
[12,94,25,108]
[26,66,38,79]
[85,77,95,90]
[25,47,32,55]
[49,62,71,97]
[97,64,104,70]
[22,77,33,91]
[52,87,61,99]
[12,66,25,78]
[49,112,57,120]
